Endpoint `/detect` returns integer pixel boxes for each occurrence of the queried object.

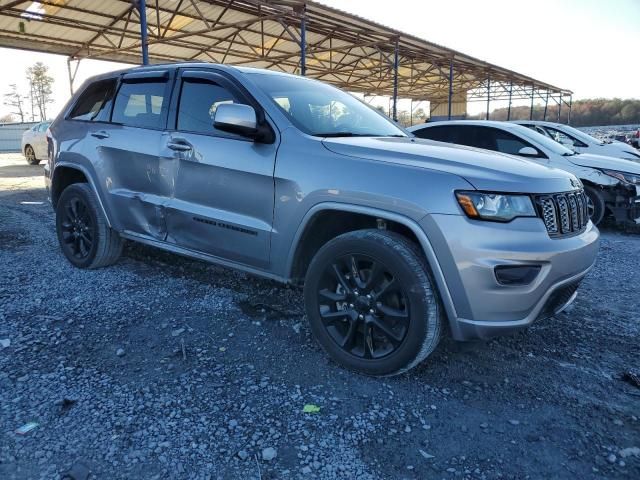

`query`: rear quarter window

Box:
[68,78,117,122]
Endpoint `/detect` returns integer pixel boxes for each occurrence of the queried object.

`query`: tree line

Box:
[1,62,54,123]
[471,98,640,126]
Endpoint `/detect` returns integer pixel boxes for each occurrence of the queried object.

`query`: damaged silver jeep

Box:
[45,64,600,376]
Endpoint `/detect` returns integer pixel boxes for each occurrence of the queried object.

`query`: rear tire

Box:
[304,229,442,376]
[25,145,39,165]
[584,185,605,226]
[56,183,122,269]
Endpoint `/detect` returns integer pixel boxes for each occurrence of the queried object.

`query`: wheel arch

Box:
[285,202,458,324]
[51,163,112,227]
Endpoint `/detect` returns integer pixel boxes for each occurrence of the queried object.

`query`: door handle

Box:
[91,130,109,139]
[167,138,192,152]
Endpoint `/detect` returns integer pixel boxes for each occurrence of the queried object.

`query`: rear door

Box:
[163,69,277,269]
[87,70,174,239]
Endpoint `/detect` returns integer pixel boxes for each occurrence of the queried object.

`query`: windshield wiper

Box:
[562,151,576,156]
[314,132,373,137]
[315,132,405,138]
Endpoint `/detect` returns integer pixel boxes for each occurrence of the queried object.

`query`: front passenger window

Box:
[177,79,241,135]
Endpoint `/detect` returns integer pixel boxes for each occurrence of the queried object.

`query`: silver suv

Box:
[45,64,600,376]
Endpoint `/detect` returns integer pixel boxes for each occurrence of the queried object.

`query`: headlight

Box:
[602,169,640,185]
[455,191,537,222]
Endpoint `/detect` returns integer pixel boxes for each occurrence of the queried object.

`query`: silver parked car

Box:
[409,120,640,226]
[21,121,50,165]
[45,64,599,376]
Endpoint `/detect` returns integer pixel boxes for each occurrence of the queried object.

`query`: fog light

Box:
[494,265,541,286]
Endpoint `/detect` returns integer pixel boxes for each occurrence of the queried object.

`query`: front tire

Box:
[56,183,123,269]
[304,229,442,376]
[25,145,39,165]
[584,185,605,226]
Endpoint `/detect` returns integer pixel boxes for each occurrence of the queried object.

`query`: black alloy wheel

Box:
[59,195,95,260]
[317,253,409,359]
[304,229,442,376]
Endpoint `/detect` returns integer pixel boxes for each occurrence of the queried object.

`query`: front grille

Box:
[536,190,589,237]
[536,281,580,321]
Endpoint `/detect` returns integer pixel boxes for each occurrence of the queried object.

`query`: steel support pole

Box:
[506,81,513,121]
[557,95,562,122]
[138,0,149,65]
[66,57,74,96]
[529,87,535,120]
[447,60,453,120]
[392,39,399,122]
[300,5,306,76]
[568,95,573,125]
[543,91,549,120]
[486,75,491,120]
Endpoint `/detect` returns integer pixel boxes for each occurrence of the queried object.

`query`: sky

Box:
[1,0,638,120]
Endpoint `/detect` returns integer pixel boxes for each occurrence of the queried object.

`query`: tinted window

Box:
[177,79,241,135]
[112,81,168,129]
[492,129,532,154]
[68,78,117,122]
[413,125,453,142]
[38,122,50,132]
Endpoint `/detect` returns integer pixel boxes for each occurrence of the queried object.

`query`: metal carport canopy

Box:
[0,0,572,115]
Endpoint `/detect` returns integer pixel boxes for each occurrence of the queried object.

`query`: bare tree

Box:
[3,84,27,122]
[26,62,54,121]
[0,113,15,123]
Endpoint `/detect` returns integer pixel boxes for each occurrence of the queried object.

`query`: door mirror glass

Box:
[518,146,539,157]
[214,103,257,138]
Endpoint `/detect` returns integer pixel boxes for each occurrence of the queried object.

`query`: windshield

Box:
[556,124,604,145]
[248,72,406,138]
[513,124,577,156]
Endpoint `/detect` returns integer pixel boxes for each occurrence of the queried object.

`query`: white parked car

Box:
[514,120,640,162]
[21,121,50,165]
[408,120,640,226]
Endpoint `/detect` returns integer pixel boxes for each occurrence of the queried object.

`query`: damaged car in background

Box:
[514,120,640,162]
[409,120,640,226]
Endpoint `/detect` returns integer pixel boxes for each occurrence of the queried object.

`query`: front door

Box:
[164,70,277,269]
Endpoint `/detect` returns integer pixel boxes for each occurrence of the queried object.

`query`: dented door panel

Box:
[95,124,172,240]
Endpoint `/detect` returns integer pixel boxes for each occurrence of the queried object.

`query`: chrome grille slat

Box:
[536,190,588,238]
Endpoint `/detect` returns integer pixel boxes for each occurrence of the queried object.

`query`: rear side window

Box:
[68,78,117,122]
[177,79,240,135]
[112,81,168,129]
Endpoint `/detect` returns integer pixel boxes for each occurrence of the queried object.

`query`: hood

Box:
[322,137,578,193]
[568,153,640,174]
[593,142,640,161]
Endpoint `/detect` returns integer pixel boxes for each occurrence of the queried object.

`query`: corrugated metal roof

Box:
[0,0,572,101]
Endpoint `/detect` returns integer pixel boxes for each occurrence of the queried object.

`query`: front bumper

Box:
[420,214,600,341]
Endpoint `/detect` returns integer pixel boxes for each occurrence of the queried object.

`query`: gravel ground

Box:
[0,153,638,480]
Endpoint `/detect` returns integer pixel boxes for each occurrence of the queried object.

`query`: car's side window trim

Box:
[108,70,174,131]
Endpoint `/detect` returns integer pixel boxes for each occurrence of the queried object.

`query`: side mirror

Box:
[214,103,258,138]
[518,146,539,157]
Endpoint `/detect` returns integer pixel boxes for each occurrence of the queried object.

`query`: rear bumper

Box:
[420,214,599,341]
